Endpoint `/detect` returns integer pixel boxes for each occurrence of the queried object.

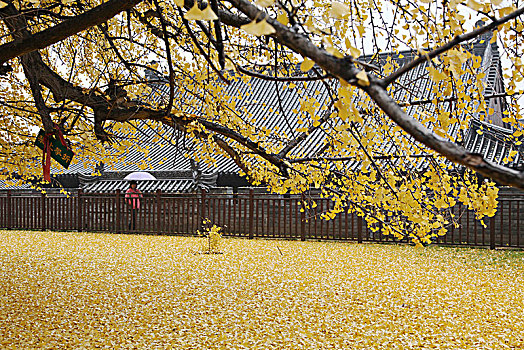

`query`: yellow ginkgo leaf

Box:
[326,46,344,58]
[173,0,185,7]
[256,0,275,7]
[201,6,219,20]
[490,32,497,43]
[184,4,203,20]
[498,5,516,17]
[305,17,320,34]
[356,70,370,87]
[184,4,218,21]
[277,11,289,25]
[427,66,447,82]
[300,58,315,72]
[349,46,361,58]
[466,0,482,11]
[241,19,276,36]
[329,1,350,19]
[225,59,235,70]
[0,1,8,8]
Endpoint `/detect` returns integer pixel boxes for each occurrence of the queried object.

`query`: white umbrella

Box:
[124,171,157,180]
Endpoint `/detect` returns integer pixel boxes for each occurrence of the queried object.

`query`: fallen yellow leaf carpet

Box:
[0,230,523,349]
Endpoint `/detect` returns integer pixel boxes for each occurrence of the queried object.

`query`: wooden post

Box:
[248,189,254,239]
[77,189,83,232]
[344,209,349,240]
[357,215,363,244]
[6,190,12,229]
[200,189,206,231]
[115,189,121,233]
[156,189,162,235]
[518,201,521,248]
[41,192,46,231]
[300,194,306,241]
[490,215,496,250]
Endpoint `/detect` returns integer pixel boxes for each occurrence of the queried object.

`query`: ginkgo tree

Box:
[0,0,523,244]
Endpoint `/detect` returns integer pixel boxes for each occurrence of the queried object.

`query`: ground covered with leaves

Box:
[0,231,523,349]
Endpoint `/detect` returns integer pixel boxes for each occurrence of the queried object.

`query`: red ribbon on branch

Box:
[42,134,52,182]
[42,124,69,183]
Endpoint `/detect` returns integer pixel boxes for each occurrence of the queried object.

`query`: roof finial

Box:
[475,20,493,43]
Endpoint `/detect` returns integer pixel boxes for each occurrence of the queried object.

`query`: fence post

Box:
[357,215,363,244]
[6,190,12,229]
[41,192,46,231]
[156,189,162,235]
[77,189,83,232]
[249,189,254,239]
[490,215,496,250]
[200,189,206,231]
[300,194,306,241]
[115,189,121,233]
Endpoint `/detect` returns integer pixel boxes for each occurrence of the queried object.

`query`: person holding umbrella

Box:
[125,180,142,230]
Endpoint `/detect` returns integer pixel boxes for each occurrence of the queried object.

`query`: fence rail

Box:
[0,189,523,249]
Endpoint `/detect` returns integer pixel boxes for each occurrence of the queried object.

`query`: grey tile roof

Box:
[83,179,197,193]
[464,119,523,168]
[56,39,517,180]
[0,180,33,190]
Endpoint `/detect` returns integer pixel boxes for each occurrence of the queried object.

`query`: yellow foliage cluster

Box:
[1,230,523,349]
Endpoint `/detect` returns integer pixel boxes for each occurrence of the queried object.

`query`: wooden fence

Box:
[0,189,522,249]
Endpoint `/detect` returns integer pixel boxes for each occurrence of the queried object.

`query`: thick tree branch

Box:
[152,0,176,115]
[209,0,225,69]
[0,0,143,66]
[196,119,290,176]
[21,54,53,132]
[213,137,252,177]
